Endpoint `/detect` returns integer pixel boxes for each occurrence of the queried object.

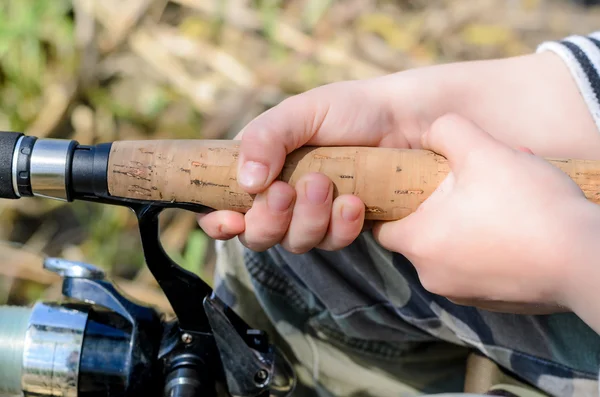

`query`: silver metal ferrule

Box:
[21,302,88,397]
[30,139,73,201]
[11,135,24,198]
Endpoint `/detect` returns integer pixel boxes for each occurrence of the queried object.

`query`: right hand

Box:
[373,114,596,315]
[197,51,600,254]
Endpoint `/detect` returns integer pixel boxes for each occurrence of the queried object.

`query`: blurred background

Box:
[0,0,598,314]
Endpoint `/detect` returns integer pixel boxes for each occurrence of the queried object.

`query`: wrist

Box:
[378,54,544,149]
[392,51,600,158]
[376,62,472,149]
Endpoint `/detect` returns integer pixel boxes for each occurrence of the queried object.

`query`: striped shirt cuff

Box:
[536,32,600,133]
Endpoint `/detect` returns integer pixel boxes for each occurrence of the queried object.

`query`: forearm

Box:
[392,33,600,159]
[563,200,600,335]
[450,51,600,159]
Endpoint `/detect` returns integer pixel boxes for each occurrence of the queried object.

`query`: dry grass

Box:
[0,0,598,312]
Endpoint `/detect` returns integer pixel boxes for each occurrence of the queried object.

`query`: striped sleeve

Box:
[536,32,600,132]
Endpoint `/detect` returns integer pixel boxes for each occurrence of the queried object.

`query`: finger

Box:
[371,211,425,255]
[197,211,245,240]
[238,181,296,252]
[236,80,400,193]
[372,152,457,254]
[422,113,504,171]
[280,173,333,254]
[415,171,456,213]
[315,195,365,251]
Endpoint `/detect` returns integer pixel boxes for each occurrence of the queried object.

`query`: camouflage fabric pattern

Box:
[213,232,600,397]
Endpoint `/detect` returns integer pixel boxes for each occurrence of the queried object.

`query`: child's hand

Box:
[197,51,600,254]
[373,113,599,313]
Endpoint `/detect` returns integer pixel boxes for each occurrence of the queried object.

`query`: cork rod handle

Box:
[106,140,600,221]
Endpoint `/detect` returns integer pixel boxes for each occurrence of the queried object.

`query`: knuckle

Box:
[403,222,448,258]
[281,223,330,254]
[282,233,327,254]
[258,228,285,244]
[245,227,284,250]
[284,242,310,255]
[433,112,462,129]
[417,269,449,297]
[325,226,361,249]
[244,242,267,252]
[242,123,272,145]
[318,236,354,251]
[429,113,462,139]
[419,274,442,296]
[315,242,335,251]
[403,234,429,259]
[303,222,329,239]
[240,236,270,253]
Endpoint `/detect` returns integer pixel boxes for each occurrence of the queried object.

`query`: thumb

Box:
[236,81,389,193]
[374,114,495,253]
[372,210,425,255]
[372,171,455,254]
[422,113,502,171]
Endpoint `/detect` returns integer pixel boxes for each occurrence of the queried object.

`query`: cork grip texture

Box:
[107,140,600,221]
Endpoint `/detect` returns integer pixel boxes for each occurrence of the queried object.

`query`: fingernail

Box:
[341,204,361,222]
[305,180,330,204]
[238,161,269,189]
[267,188,294,212]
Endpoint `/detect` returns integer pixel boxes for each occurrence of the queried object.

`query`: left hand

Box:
[197,51,600,254]
[372,113,599,314]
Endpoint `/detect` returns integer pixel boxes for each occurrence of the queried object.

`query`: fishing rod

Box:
[0,131,300,397]
[0,131,599,397]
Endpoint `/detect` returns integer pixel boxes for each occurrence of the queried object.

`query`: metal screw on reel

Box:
[253,369,270,388]
[181,333,193,344]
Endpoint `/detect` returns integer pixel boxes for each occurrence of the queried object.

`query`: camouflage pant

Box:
[213,232,600,397]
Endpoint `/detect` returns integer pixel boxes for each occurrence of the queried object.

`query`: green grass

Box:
[0,0,75,131]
